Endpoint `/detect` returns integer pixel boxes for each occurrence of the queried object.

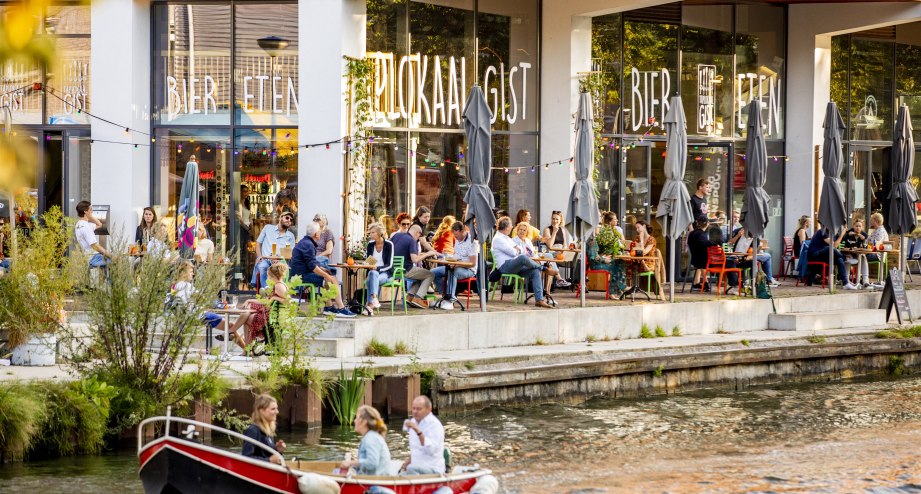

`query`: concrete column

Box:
[89,0,151,238]
[784,2,921,236]
[298,0,365,263]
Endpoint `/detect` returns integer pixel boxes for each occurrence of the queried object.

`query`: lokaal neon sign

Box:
[366,52,532,127]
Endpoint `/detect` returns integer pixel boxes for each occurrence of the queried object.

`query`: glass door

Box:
[622,142,651,241]
[681,142,733,276]
[848,144,890,228]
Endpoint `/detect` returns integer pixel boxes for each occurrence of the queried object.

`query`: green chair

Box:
[638,271,657,294]
[289,280,318,305]
[868,252,888,282]
[490,273,526,303]
[380,257,407,315]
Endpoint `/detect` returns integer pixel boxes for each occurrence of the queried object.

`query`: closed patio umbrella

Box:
[655,95,692,302]
[567,93,600,307]
[741,100,771,293]
[889,104,918,278]
[819,102,848,293]
[177,157,200,259]
[462,86,496,312]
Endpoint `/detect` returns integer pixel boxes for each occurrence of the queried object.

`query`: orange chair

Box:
[704,245,742,297]
[455,277,478,310]
[576,269,611,300]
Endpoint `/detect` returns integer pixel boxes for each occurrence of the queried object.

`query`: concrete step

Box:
[308,337,356,359]
[768,309,888,331]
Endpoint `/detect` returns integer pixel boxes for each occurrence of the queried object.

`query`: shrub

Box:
[27,382,107,459]
[640,324,654,339]
[671,326,681,337]
[327,366,369,426]
[0,207,75,349]
[394,341,411,354]
[365,337,394,357]
[654,326,667,338]
[0,383,45,462]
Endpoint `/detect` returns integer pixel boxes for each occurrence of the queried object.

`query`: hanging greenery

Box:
[343,56,374,249]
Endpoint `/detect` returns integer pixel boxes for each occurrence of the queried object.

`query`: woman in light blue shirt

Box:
[339,405,391,476]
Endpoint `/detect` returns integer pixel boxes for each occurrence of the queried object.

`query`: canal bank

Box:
[4,289,921,417]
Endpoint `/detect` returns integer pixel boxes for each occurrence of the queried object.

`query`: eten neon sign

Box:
[366,52,532,127]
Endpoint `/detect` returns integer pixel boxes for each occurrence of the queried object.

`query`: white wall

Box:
[90,0,151,239]
[298,0,366,264]
[785,2,921,236]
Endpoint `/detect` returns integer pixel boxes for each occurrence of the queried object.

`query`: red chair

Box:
[704,246,742,297]
[795,260,828,289]
[455,277,478,310]
[576,269,611,300]
[780,236,796,279]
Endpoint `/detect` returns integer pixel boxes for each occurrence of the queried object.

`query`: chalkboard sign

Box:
[878,268,912,324]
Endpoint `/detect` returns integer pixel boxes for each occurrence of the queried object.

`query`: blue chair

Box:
[907,238,921,279]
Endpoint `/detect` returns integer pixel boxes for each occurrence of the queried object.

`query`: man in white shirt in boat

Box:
[400,395,446,475]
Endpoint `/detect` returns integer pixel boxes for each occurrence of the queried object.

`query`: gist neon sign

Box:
[365,52,532,127]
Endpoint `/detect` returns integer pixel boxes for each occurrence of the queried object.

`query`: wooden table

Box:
[548,247,580,290]
[428,258,477,310]
[208,307,252,361]
[840,247,883,283]
[615,255,658,302]
[329,263,376,315]
[525,257,559,306]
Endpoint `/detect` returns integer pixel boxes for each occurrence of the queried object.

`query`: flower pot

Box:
[11,334,57,366]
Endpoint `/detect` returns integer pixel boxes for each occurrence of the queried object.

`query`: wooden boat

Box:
[137,412,496,494]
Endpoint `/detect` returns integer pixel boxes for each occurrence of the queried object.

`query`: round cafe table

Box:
[524,256,559,306]
[328,263,376,315]
[428,258,476,311]
[614,255,658,302]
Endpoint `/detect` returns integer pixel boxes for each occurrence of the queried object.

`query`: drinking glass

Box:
[271,243,277,256]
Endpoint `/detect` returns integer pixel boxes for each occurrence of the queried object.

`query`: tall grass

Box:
[327,367,368,426]
[0,384,45,462]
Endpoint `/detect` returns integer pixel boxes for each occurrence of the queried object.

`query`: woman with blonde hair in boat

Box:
[242,394,287,465]
[338,405,391,475]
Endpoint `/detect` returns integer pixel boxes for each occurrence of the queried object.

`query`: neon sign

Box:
[365,52,532,127]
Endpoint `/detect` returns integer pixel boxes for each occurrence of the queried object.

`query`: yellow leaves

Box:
[4,6,37,50]
[0,136,36,192]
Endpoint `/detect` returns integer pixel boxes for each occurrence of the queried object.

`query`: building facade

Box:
[7,0,921,288]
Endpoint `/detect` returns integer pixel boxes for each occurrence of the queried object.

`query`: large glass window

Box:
[153,2,299,290]
[234,4,298,126]
[850,39,894,142]
[364,0,540,227]
[592,14,623,134]
[735,4,785,140]
[681,5,733,138]
[152,4,232,125]
[623,19,678,136]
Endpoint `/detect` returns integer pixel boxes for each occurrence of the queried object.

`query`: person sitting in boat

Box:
[242,394,287,465]
[338,405,391,475]
[400,395,445,475]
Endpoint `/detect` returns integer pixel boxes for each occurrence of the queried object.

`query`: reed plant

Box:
[0,383,44,462]
[327,366,369,426]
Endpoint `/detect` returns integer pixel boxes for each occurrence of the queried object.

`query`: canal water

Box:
[4,375,921,493]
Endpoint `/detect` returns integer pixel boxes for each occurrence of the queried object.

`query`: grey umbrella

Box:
[890,104,918,278]
[177,158,200,260]
[567,93,600,307]
[819,102,848,292]
[655,95,692,302]
[462,86,496,312]
[740,100,772,293]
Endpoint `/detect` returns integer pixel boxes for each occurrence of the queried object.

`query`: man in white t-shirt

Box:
[401,395,446,475]
[75,201,109,268]
[250,210,296,288]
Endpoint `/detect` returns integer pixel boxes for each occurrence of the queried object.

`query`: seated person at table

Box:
[625,220,656,279]
[807,222,856,289]
[515,209,542,242]
[431,215,457,255]
[288,221,357,318]
[541,210,572,288]
[729,226,780,287]
[173,261,252,353]
[586,215,627,297]
[432,221,479,310]
[842,219,870,285]
[194,224,214,264]
[147,222,172,258]
[491,217,557,309]
[515,221,567,289]
[364,223,395,315]
[75,200,110,268]
[392,224,438,309]
[251,211,296,289]
[865,213,889,285]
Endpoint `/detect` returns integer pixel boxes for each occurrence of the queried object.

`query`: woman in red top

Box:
[432,215,456,254]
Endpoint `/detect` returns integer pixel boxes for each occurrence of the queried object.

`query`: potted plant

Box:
[346,240,367,266]
[0,208,74,366]
[595,225,623,258]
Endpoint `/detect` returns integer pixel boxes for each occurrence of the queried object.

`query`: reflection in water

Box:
[4,376,921,492]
